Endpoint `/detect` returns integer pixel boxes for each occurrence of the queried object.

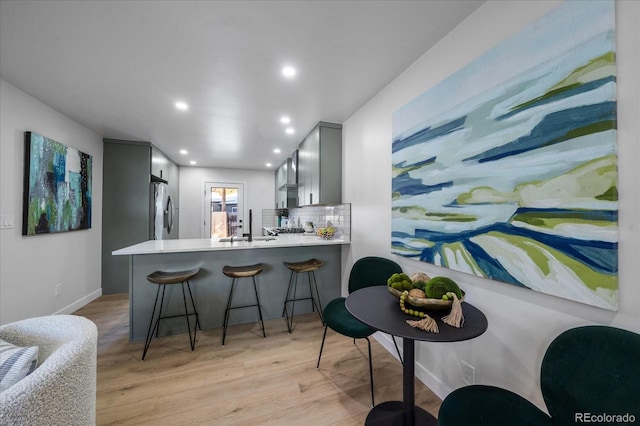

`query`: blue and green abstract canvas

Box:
[391,1,618,310]
[23,132,92,235]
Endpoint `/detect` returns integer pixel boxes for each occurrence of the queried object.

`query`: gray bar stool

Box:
[222,263,266,345]
[282,258,324,333]
[142,267,201,360]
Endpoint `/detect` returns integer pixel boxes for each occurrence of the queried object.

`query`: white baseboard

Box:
[54,288,102,315]
[373,332,452,401]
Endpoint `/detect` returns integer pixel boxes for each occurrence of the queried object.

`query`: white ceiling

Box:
[0,0,483,170]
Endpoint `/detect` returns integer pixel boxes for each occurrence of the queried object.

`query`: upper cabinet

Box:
[151,146,176,184]
[275,150,299,209]
[297,122,342,206]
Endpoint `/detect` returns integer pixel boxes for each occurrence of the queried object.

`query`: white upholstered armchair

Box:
[0,315,98,426]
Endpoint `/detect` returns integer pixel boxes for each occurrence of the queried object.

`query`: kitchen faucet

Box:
[242,209,253,242]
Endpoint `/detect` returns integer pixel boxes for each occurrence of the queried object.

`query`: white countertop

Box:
[112,234,349,256]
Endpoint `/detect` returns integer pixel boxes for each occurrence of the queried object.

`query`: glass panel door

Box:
[204,182,244,238]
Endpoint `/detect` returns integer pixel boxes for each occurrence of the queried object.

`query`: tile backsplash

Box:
[262,203,351,241]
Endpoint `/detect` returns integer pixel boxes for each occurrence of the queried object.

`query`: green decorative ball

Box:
[425,276,462,299]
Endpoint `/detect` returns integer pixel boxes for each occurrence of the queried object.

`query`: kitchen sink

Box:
[219,236,276,242]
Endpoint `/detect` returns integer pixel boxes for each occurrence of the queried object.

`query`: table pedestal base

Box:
[365,401,436,426]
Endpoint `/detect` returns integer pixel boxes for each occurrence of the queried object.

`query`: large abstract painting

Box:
[391,1,618,310]
[23,131,92,235]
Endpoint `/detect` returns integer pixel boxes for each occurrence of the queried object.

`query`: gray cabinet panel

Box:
[275,159,287,208]
[297,122,342,206]
[102,141,151,294]
[102,139,179,294]
[319,126,342,205]
[275,156,298,208]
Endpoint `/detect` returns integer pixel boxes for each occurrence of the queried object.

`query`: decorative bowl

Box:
[316,227,336,239]
[387,286,464,311]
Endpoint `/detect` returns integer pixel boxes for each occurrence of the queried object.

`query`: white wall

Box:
[343,0,640,409]
[179,166,275,238]
[0,79,103,324]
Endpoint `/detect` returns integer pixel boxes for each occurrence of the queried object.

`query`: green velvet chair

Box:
[316,256,403,407]
[437,325,640,426]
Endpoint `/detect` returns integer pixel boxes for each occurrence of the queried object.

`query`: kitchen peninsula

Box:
[113,233,350,341]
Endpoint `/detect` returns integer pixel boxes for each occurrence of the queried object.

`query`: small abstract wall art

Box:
[23,131,92,235]
[391,1,618,310]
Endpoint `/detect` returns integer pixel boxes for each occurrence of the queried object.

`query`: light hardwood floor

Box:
[74,294,442,425]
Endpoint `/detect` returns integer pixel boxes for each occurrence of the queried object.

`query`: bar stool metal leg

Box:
[142,268,201,360]
[222,277,237,346]
[221,263,265,345]
[283,270,301,333]
[185,280,201,330]
[308,270,324,323]
[143,284,163,361]
[283,261,324,333]
[154,285,168,338]
[281,270,296,319]
[180,282,195,351]
[252,276,266,337]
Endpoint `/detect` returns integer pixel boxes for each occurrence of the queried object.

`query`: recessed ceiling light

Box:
[175,101,189,111]
[266,163,272,167]
[189,160,196,165]
[285,128,294,135]
[280,116,291,124]
[179,149,188,155]
[274,148,281,154]
[282,66,296,78]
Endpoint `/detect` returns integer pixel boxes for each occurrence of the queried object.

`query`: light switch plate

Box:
[0,214,15,230]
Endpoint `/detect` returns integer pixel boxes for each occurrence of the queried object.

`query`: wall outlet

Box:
[461,360,475,385]
[55,284,62,297]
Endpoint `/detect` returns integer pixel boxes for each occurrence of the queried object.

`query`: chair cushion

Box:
[540,325,640,424]
[348,256,402,293]
[438,384,552,426]
[0,339,38,392]
[323,297,376,339]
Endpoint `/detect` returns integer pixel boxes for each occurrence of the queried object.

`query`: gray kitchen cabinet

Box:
[151,146,176,183]
[275,153,298,208]
[275,160,286,208]
[297,122,342,206]
[102,139,179,294]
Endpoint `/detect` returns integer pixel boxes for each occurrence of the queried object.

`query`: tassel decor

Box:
[407,316,439,333]
[442,293,464,328]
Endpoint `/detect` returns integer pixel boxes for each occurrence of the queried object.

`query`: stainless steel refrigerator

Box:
[151,180,175,240]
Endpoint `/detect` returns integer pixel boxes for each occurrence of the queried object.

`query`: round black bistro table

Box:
[346,286,488,426]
